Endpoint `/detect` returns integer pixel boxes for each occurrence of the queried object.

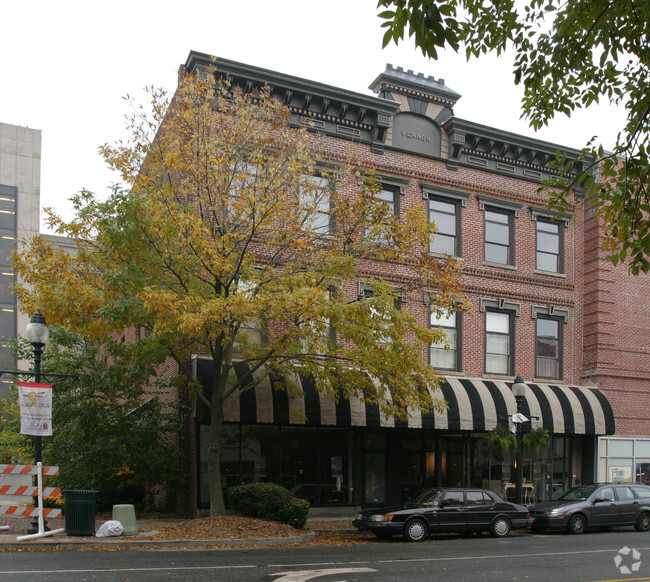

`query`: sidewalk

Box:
[0,515,352,549]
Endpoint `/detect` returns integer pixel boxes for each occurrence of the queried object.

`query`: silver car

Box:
[529,483,650,534]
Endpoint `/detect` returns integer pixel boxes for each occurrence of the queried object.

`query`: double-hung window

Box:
[484,210,512,265]
[423,187,468,257]
[235,275,264,346]
[532,208,568,274]
[479,197,521,267]
[358,282,403,344]
[532,305,568,380]
[429,198,457,255]
[536,318,561,379]
[429,309,460,371]
[366,184,399,244]
[536,220,561,272]
[485,310,513,375]
[377,185,399,216]
[299,174,332,235]
[481,297,521,376]
[365,176,407,243]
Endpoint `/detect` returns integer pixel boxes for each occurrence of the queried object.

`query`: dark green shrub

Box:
[227,482,309,528]
[281,497,310,529]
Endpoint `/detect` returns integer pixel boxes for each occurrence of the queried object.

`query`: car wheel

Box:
[490,516,511,538]
[404,518,428,542]
[568,513,586,534]
[635,512,650,532]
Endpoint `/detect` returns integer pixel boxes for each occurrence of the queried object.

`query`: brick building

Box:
[584,205,650,484]
[162,51,644,513]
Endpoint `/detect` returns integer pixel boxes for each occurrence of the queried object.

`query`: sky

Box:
[2,0,624,232]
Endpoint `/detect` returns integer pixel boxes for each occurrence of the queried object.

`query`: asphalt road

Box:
[3,529,650,582]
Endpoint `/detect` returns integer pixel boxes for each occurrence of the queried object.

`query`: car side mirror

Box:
[439,500,448,508]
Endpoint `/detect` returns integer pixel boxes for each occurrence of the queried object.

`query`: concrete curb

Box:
[0,530,316,549]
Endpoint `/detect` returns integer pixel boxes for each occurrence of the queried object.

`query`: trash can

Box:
[64,490,98,536]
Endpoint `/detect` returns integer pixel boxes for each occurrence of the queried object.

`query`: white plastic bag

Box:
[96,520,124,537]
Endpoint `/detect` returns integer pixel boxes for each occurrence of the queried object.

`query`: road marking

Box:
[271,568,376,581]
[0,565,256,575]
[271,546,650,569]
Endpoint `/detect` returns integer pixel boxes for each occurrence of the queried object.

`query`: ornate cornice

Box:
[183,52,400,154]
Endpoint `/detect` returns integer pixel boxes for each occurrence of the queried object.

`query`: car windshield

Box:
[411,489,444,505]
[553,486,598,501]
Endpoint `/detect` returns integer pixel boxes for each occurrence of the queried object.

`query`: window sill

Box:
[430,251,464,262]
[533,269,566,279]
[482,373,517,381]
[532,377,563,384]
[482,261,517,271]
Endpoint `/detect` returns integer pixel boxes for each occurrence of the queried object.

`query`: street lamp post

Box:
[511,375,527,505]
[25,310,49,535]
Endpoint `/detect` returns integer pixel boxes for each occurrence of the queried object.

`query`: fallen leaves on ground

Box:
[143,515,375,545]
[146,516,302,540]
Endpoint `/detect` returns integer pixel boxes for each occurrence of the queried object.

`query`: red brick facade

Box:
[170,54,632,510]
[582,205,650,436]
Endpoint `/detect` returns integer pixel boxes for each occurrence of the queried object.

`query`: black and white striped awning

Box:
[193,360,615,435]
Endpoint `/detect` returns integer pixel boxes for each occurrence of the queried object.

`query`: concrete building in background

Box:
[0,122,42,397]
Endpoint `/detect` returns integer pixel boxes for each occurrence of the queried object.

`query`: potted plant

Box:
[487,424,517,459]
[523,427,551,453]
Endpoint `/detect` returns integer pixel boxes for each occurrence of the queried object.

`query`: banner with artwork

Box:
[18,381,53,436]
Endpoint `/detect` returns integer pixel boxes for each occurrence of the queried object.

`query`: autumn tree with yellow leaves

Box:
[14,68,465,514]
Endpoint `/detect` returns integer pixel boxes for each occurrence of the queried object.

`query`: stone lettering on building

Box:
[402,130,432,143]
[392,113,441,156]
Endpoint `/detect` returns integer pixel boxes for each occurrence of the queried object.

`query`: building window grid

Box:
[484,208,513,265]
[536,218,563,273]
[428,196,460,256]
[536,317,562,380]
[377,184,399,216]
[485,310,513,376]
[429,309,460,371]
[365,183,400,244]
[298,174,332,235]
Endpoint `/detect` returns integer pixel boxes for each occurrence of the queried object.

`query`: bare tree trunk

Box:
[208,371,226,516]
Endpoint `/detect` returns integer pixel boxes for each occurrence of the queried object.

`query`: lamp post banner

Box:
[17,382,53,436]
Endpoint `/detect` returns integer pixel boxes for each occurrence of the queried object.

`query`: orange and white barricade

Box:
[0,463,65,540]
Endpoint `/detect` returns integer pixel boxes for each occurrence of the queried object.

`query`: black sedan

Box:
[353,487,532,542]
[529,483,650,534]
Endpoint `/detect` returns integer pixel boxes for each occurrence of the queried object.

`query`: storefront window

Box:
[552,436,569,495]
[488,434,554,503]
[471,437,490,489]
[599,437,650,485]
[400,440,422,501]
[202,425,351,506]
[440,436,464,486]
[315,429,350,504]
[609,439,634,457]
[635,459,650,484]
[364,433,386,504]
[608,458,633,483]
[240,425,281,485]
[364,453,386,504]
